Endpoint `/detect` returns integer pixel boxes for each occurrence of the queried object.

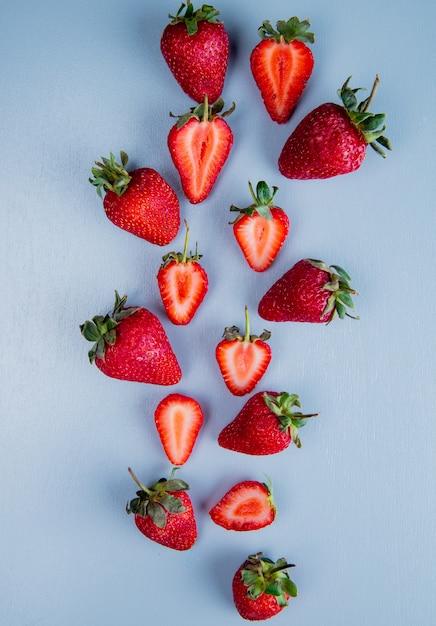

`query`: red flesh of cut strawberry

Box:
[209,480,276,531]
[154,393,204,466]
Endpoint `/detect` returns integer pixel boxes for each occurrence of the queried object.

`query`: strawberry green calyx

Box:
[263,392,318,448]
[262,475,277,516]
[89,151,132,198]
[80,291,140,363]
[169,1,223,35]
[230,180,279,223]
[170,94,235,129]
[126,467,189,529]
[241,553,297,605]
[222,305,271,344]
[258,16,314,44]
[308,258,359,322]
[338,75,392,157]
[160,219,202,269]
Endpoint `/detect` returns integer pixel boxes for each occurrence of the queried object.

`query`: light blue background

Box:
[1,1,435,624]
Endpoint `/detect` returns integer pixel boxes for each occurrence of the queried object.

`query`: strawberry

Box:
[209,478,276,531]
[230,180,290,272]
[232,552,297,621]
[80,291,182,385]
[160,1,229,104]
[126,467,197,551]
[215,306,271,396]
[278,75,392,179]
[168,96,234,204]
[157,220,209,325]
[89,151,180,245]
[258,258,359,323]
[154,393,204,465]
[218,391,317,455]
[250,16,315,124]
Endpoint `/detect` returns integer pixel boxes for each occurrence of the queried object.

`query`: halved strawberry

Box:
[209,479,276,531]
[230,181,290,272]
[167,96,234,204]
[157,220,209,325]
[215,306,271,396]
[250,17,315,124]
[154,393,204,465]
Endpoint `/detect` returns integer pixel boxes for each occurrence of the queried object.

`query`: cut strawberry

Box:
[250,17,314,124]
[209,479,276,531]
[157,220,208,325]
[215,306,271,396]
[230,181,289,272]
[168,96,234,204]
[154,393,204,465]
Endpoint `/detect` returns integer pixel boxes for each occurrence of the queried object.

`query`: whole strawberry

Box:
[168,96,234,204]
[80,291,182,385]
[157,220,209,325]
[160,1,229,103]
[218,391,317,455]
[250,16,315,124]
[126,467,197,551]
[232,552,297,621]
[230,180,290,272]
[258,258,358,323]
[89,151,180,245]
[215,306,271,396]
[278,75,392,179]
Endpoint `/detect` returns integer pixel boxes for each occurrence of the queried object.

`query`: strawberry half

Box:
[258,258,359,323]
[160,1,229,103]
[80,291,182,384]
[209,478,276,531]
[157,220,209,325]
[230,180,290,272]
[154,393,204,465]
[250,16,314,124]
[233,553,297,621]
[168,96,234,204]
[218,391,318,455]
[215,306,272,396]
[278,75,392,179]
[89,151,180,245]
[126,467,197,551]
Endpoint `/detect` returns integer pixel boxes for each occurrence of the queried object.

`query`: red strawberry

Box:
[157,220,209,325]
[230,180,290,272]
[215,306,271,396]
[258,258,358,323]
[218,391,317,455]
[154,393,204,465]
[160,1,229,103]
[126,467,197,551]
[250,16,315,124]
[80,291,182,385]
[89,151,180,245]
[168,96,234,204]
[209,478,276,531]
[232,552,297,621]
[278,75,392,179]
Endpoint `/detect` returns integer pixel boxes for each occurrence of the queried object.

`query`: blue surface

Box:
[1,0,435,624]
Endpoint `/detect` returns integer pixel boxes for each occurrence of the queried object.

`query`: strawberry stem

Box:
[203,94,209,122]
[127,467,150,494]
[244,305,250,342]
[362,74,380,113]
[182,219,190,263]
